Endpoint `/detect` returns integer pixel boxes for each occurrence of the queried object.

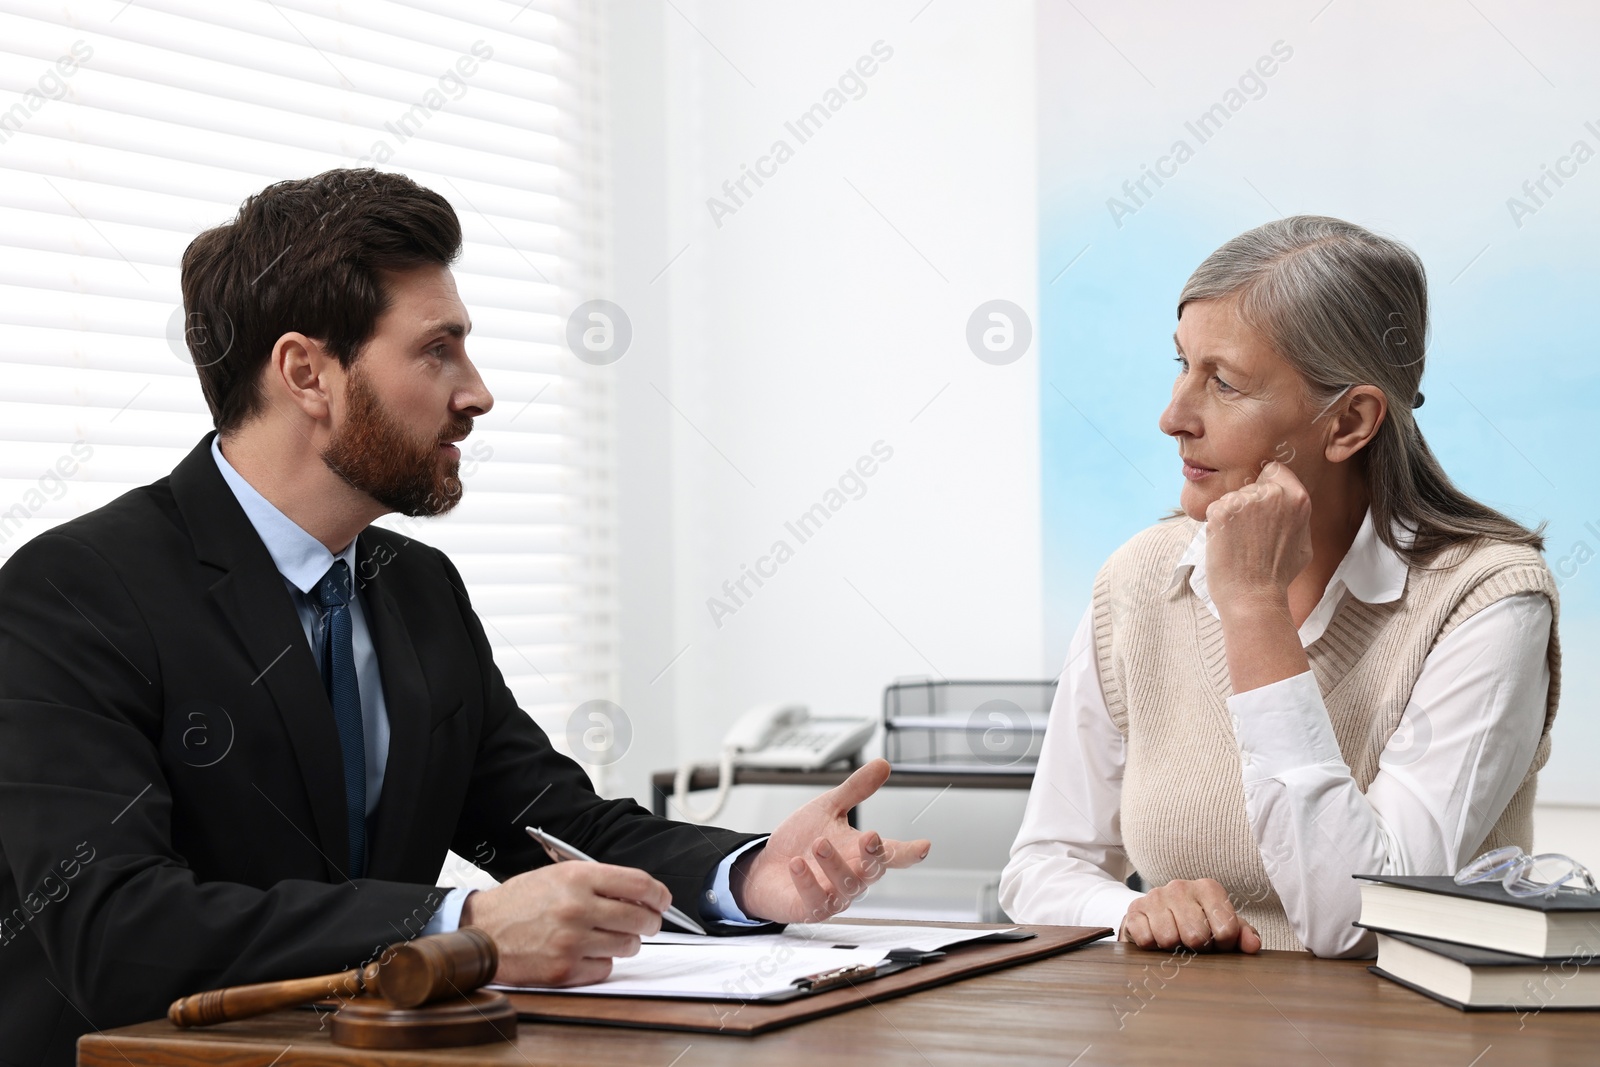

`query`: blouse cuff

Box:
[1082,880,1146,934]
[1226,670,1346,785]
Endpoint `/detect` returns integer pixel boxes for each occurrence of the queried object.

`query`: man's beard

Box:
[321,363,472,518]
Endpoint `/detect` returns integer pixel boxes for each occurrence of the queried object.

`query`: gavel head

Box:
[370,926,499,1009]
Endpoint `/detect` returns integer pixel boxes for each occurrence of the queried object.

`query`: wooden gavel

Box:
[169,927,499,1028]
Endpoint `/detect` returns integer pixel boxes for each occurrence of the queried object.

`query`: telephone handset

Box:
[720,702,811,757]
[673,704,877,824]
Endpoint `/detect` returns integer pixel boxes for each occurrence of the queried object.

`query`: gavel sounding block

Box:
[332,928,517,1049]
[332,989,518,1049]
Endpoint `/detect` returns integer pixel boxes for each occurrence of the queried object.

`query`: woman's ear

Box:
[1325,385,1387,464]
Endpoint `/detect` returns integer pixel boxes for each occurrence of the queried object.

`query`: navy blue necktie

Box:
[316,560,367,878]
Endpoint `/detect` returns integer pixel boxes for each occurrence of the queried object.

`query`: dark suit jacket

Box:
[0,432,763,1066]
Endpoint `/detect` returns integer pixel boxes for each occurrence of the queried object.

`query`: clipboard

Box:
[502,922,1111,1035]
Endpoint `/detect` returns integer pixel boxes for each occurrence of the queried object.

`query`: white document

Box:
[491,944,888,1000]
[491,923,1017,1001]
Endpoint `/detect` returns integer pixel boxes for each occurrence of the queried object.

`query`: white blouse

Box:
[999,510,1553,957]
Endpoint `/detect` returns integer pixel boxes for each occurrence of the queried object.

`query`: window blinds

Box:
[0,0,618,771]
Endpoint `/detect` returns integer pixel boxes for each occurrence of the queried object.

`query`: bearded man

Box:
[0,169,927,1066]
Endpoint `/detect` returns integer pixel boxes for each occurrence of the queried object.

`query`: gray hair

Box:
[1176,215,1544,564]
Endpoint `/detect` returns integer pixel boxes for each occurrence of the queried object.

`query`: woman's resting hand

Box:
[1118,877,1262,954]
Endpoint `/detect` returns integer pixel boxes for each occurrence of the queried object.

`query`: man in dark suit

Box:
[0,169,928,1065]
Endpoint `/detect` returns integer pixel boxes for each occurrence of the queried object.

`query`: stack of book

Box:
[1354,873,1600,1011]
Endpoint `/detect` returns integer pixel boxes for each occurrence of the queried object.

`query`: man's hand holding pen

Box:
[461,759,928,987]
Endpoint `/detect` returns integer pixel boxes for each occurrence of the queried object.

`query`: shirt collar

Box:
[1166,505,1410,606]
[210,435,358,595]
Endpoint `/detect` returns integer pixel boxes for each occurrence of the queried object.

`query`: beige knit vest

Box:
[1091,516,1562,952]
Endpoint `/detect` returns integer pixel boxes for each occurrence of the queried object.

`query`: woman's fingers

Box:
[1165,892,1215,950]
[1192,880,1245,949]
[1123,880,1259,954]
[1143,900,1183,950]
[1122,909,1152,947]
[1201,903,1243,949]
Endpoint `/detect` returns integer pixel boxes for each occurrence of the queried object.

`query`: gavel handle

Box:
[168,967,367,1027]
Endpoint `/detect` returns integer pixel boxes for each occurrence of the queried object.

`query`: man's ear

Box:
[1324,384,1387,464]
[271,332,337,422]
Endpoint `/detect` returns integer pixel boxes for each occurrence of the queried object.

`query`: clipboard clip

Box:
[792,947,949,994]
[792,962,881,993]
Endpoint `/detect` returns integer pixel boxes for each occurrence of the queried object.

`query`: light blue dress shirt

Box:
[210,437,765,933]
[211,437,390,811]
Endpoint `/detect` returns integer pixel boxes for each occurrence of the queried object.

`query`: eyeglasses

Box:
[1454,846,1599,899]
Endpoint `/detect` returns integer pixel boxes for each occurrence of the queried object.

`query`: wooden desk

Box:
[80,940,1598,1066]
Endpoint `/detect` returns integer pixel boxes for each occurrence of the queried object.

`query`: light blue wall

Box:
[1038,1,1599,802]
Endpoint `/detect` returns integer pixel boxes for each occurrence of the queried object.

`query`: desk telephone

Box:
[673,704,877,823]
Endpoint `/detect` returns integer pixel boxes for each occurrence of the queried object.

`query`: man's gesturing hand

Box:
[1119,878,1262,954]
[459,862,668,986]
[734,758,930,924]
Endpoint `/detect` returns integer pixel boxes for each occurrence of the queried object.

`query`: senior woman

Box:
[999,216,1559,957]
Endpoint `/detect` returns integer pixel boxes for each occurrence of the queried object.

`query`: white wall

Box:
[605,0,1042,900]
[598,1,1600,914]
[1534,805,1600,867]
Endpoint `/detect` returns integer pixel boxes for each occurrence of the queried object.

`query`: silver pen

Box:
[524,825,708,936]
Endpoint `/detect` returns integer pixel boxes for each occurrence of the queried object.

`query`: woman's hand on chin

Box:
[1203,460,1313,618]
[1119,878,1263,954]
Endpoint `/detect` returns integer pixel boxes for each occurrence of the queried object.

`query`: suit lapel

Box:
[208,560,354,879]
[170,433,353,881]
[357,533,432,880]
